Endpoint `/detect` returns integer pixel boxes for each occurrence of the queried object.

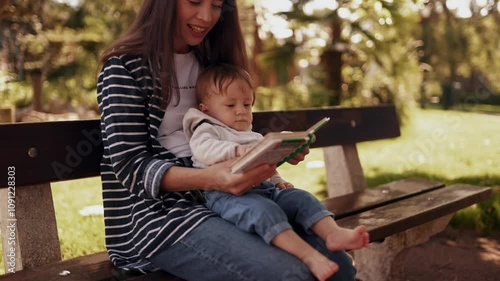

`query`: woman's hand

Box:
[286,133,315,165]
[203,159,277,195]
[286,146,309,165]
[287,143,312,165]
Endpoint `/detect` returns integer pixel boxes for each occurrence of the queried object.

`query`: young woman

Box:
[97,1,357,280]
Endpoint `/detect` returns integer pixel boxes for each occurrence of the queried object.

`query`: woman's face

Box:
[174,0,224,53]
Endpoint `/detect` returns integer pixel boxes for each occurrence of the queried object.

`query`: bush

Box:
[450,188,500,233]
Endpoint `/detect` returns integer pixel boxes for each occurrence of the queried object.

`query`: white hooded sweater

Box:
[183,108,285,185]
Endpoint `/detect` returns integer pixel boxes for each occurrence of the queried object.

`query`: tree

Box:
[2,0,497,115]
[253,0,422,117]
[0,0,141,111]
[418,0,499,109]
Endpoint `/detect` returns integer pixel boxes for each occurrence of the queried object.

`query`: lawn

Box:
[1,107,498,272]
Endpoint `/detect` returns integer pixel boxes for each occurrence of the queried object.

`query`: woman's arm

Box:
[98,56,177,199]
[161,160,277,195]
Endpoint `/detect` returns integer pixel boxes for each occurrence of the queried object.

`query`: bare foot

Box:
[326,225,369,251]
[302,254,339,281]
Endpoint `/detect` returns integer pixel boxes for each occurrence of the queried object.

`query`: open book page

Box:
[230,117,330,173]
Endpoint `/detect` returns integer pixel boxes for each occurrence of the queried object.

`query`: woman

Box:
[97,1,357,280]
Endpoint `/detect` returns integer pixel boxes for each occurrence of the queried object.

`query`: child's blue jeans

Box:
[204,181,333,243]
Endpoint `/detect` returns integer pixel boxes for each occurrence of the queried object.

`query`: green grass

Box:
[279,107,500,186]
[426,103,500,115]
[51,177,106,259]
[2,108,498,273]
[278,108,500,231]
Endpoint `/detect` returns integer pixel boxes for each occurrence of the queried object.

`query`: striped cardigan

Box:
[97,55,214,272]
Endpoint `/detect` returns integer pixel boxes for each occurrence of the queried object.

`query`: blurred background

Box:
[0,0,498,120]
[0,0,499,271]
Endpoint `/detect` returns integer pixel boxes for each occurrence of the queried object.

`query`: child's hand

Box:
[235,144,253,157]
[204,159,277,195]
[276,181,294,189]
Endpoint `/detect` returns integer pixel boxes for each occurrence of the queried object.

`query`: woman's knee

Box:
[246,254,314,281]
[327,251,357,280]
[274,261,316,281]
[268,254,355,281]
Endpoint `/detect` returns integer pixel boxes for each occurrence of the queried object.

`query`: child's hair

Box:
[196,64,255,104]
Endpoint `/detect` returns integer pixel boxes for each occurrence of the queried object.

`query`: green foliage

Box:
[255,0,425,122]
[451,189,500,233]
[0,0,498,114]
[254,81,331,110]
[0,0,46,80]
[257,41,298,85]
[419,0,500,106]
[0,0,141,108]
[0,79,32,108]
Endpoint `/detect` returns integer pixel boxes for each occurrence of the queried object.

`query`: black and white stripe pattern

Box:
[97,55,214,273]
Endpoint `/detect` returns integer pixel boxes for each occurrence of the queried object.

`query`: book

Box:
[230,117,330,173]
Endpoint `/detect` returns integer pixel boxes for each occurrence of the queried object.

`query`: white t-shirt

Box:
[157,51,200,157]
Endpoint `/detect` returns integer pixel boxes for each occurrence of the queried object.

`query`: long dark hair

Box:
[99,0,248,107]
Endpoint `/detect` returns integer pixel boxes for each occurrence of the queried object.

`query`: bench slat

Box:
[0,251,182,281]
[252,105,400,148]
[323,178,445,219]
[0,252,112,281]
[0,177,446,281]
[0,120,103,187]
[0,184,490,281]
[0,105,400,187]
[336,184,492,242]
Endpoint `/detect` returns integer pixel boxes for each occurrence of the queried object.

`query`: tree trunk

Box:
[442,2,457,109]
[0,0,10,18]
[31,70,43,111]
[251,4,262,87]
[322,14,343,106]
[419,6,432,109]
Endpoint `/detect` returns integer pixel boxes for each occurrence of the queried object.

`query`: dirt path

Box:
[400,228,500,281]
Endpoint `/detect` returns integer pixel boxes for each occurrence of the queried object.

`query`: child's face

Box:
[200,78,254,132]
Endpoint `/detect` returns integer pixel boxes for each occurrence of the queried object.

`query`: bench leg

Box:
[0,184,61,271]
[323,145,367,197]
[353,214,453,281]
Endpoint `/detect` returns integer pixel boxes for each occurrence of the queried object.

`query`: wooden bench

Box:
[0,104,491,281]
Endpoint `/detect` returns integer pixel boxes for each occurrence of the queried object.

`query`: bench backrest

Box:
[0,105,399,187]
[0,104,399,271]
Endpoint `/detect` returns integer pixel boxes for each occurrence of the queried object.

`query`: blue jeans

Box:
[149,217,356,281]
[204,182,333,243]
